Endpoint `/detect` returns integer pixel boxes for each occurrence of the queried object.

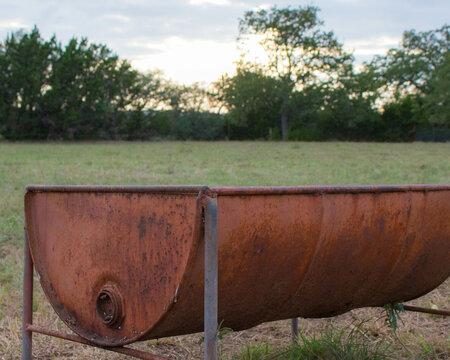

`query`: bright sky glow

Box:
[0,0,448,84]
[130,37,240,84]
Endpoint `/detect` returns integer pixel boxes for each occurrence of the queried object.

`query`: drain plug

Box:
[96,283,124,327]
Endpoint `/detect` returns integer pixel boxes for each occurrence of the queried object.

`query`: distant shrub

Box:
[170,111,226,140]
[415,127,450,142]
[288,126,325,141]
[121,110,226,141]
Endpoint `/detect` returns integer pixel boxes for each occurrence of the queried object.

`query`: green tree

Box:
[285,77,380,141]
[321,67,382,141]
[368,25,449,131]
[423,50,449,127]
[44,37,143,139]
[0,27,56,139]
[238,5,352,140]
[162,82,212,113]
[379,96,423,141]
[215,66,286,139]
[370,25,449,96]
[0,27,146,140]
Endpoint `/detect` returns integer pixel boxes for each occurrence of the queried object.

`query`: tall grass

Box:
[238,324,393,360]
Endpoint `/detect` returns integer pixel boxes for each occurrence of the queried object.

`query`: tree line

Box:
[0,6,448,141]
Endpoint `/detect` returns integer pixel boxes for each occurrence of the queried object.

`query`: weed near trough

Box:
[239,325,393,360]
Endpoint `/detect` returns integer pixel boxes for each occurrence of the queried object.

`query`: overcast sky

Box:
[0,0,448,84]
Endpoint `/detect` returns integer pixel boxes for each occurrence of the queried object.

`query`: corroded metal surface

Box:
[25,185,450,347]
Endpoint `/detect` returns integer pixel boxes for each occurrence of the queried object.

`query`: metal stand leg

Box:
[204,197,218,360]
[291,318,298,342]
[22,229,33,360]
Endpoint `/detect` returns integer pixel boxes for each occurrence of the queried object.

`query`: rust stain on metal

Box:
[25,185,450,347]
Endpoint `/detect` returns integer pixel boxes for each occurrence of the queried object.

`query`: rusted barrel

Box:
[25,185,450,347]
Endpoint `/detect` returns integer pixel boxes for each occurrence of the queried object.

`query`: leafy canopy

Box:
[369,25,449,95]
[238,5,352,87]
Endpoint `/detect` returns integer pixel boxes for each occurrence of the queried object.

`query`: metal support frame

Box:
[22,197,220,360]
[22,229,33,360]
[402,304,450,317]
[290,318,298,342]
[204,196,218,360]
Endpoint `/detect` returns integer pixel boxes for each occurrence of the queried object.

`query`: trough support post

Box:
[291,318,299,342]
[22,229,33,360]
[204,196,218,360]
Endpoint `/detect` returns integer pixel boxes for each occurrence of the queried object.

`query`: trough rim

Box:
[26,184,450,196]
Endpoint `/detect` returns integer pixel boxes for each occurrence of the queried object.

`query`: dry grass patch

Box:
[0,141,449,359]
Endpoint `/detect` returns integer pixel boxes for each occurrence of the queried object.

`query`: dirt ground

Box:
[1,278,448,360]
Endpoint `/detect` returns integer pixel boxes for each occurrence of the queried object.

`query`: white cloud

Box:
[344,35,400,58]
[253,3,271,11]
[101,14,131,22]
[126,38,166,52]
[346,36,400,49]
[111,26,125,34]
[0,20,29,29]
[334,0,363,4]
[351,48,392,56]
[189,0,231,6]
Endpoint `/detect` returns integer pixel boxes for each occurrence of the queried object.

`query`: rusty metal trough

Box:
[23,185,450,359]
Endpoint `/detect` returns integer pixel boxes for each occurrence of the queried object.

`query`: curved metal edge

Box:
[211,184,450,195]
[26,185,209,194]
[26,184,450,196]
[24,188,212,347]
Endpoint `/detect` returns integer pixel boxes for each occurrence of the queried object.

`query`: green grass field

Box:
[1,141,449,359]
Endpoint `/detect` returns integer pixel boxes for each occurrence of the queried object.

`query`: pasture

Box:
[0,141,449,359]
